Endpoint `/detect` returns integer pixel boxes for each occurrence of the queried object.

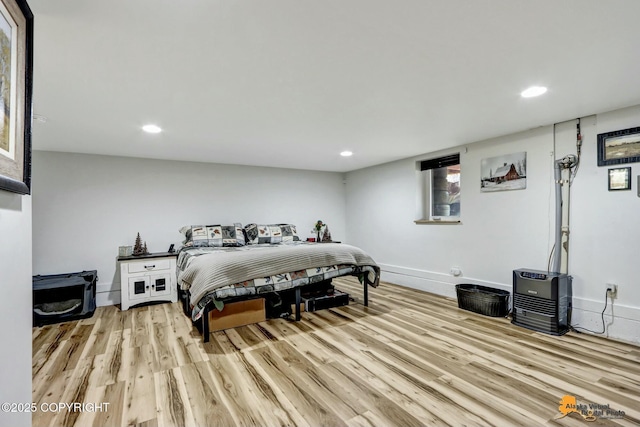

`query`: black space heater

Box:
[512,268,572,335]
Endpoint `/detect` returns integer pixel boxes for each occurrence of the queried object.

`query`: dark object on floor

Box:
[455,283,510,317]
[302,289,349,312]
[264,280,336,318]
[512,269,572,335]
[33,270,97,326]
[265,292,291,318]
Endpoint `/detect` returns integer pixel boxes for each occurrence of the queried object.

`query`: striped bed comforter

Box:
[177,242,380,321]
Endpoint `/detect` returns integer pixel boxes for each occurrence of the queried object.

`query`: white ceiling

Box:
[29,0,640,172]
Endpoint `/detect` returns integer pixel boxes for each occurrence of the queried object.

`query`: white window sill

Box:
[414,219,462,225]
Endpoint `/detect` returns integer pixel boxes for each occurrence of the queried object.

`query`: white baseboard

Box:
[378,263,640,345]
[570,297,639,344]
[379,263,510,298]
[96,291,120,307]
[96,280,121,307]
[97,282,119,293]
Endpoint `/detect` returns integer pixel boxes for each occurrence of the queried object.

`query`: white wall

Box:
[346,126,554,292]
[0,192,32,427]
[558,107,640,343]
[346,105,640,344]
[32,152,346,305]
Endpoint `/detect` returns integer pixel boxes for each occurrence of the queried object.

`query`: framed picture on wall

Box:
[608,167,631,191]
[0,0,33,195]
[480,152,527,192]
[597,126,640,167]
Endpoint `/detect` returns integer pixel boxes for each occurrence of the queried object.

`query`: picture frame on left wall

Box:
[0,0,33,195]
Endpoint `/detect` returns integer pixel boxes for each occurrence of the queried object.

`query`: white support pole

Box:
[560,166,571,275]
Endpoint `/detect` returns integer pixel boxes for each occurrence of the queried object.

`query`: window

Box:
[417,153,461,222]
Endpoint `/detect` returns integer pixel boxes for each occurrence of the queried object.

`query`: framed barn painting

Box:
[480,152,527,192]
[0,0,32,195]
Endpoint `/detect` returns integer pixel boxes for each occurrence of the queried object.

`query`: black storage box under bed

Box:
[302,289,349,312]
[455,284,510,317]
[33,270,97,326]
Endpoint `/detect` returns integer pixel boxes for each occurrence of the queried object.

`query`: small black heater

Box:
[512,268,572,335]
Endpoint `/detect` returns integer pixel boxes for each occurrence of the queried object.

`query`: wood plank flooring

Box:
[32,278,640,427]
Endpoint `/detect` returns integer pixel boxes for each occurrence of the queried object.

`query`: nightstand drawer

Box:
[127,259,172,274]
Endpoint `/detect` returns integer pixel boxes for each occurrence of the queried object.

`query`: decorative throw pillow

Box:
[244,223,300,244]
[222,223,246,247]
[178,225,193,244]
[243,223,259,244]
[244,223,277,244]
[180,223,245,247]
[278,224,300,243]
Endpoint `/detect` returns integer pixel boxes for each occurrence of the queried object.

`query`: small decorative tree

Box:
[133,232,144,256]
[321,225,332,242]
[143,242,149,255]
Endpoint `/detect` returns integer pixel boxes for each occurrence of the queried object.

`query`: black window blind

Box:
[420,153,460,171]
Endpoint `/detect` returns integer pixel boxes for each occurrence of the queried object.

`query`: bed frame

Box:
[182,278,370,343]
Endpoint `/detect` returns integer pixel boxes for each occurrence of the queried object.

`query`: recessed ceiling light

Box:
[340,151,353,157]
[142,124,162,134]
[521,86,547,98]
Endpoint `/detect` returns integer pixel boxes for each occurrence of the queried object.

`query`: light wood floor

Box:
[33,278,640,427]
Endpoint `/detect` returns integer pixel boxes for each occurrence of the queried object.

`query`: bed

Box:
[176,223,380,342]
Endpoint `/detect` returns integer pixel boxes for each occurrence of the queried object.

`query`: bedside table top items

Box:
[117,251,178,261]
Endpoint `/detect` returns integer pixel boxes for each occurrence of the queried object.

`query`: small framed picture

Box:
[608,167,631,191]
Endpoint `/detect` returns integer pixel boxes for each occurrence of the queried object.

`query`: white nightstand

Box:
[118,252,178,310]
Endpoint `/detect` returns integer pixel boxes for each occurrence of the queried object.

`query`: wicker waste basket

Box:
[455,284,510,317]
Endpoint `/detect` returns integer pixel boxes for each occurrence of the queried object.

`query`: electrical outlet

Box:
[606,284,618,299]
